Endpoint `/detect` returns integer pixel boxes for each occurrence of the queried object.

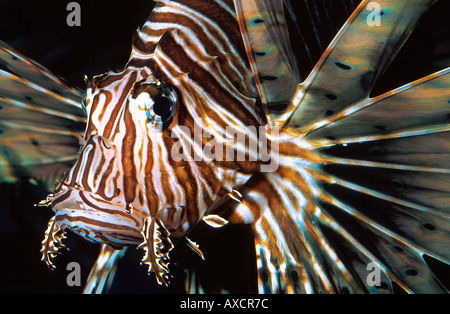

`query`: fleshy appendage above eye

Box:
[131,81,177,131]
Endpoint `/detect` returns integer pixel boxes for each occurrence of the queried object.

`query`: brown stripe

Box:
[103,70,137,139]
[94,72,128,89]
[96,155,116,200]
[121,97,138,207]
[158,142,175,205]
[132,27,163,55]
[173,163,199,225]
[144,139,158,216]
[98,90,113,122]
[109,232,142,243]
[93,144,107,187]
[58,213,139,233]
[85,94,100,136]
[52,189,72,207]
[79,140,97,193]
[129,2,167,55]
[79,192,140,225]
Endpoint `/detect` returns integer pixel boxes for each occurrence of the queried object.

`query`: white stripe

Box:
[234,202,255,224]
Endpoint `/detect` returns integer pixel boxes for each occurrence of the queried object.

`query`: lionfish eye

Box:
[132,81,177,131]
[152,95,172,119]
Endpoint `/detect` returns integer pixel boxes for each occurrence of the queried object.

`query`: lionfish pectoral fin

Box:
[0,40,86,190]
[40,215,68,270]
[305,68,450,293]
[254,233,306,294]
[83,244,127,294]
[255,70,450,293]
[260,0,449,294]
[239,171,397,293]
[139,216,174,286]
[306,67,450,147]
[249,126,450,294]
[234,0,299,125]
[184,237,205,260]
[284,0,437,133]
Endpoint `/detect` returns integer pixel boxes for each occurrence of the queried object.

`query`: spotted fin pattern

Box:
[307,68,450,148]
[285,0,438,132]
[237,0,450,293]
[314,69,450,264]
[234,0,298,123]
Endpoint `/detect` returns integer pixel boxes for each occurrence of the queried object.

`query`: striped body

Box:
[43,0,272,284]
[32,0,450,293]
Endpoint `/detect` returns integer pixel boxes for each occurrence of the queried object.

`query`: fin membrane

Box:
[0,41,86,189]
[286,0,437,133]
[234,0,299,123]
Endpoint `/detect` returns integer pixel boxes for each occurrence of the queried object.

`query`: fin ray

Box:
[306,68,450,146]
[0,41,86,189]
[234,0,299,123]
[285,0,437,132]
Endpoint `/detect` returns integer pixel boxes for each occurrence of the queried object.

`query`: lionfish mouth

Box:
[39,189,176,286]
[38,188,142,265]
[50,189,143,242]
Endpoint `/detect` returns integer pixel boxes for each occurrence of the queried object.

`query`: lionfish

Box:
[0,0,449,294]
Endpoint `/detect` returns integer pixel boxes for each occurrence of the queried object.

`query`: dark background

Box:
[0,0,449,294]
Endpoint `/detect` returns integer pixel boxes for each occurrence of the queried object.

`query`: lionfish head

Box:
[40,28,265,283]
